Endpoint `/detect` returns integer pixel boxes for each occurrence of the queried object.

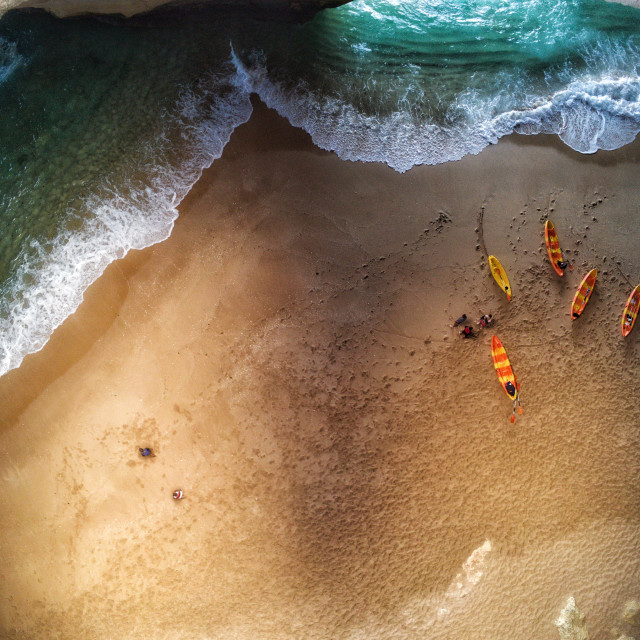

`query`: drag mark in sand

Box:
[476,205,488,259]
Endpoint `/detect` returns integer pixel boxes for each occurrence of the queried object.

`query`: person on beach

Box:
[450,313,467,328]
[460,325,474,338]
[173,489,183,500]
[139,447,155,457]
[505,381,516,397]
[478,313,493,328]
[556,259,569,270]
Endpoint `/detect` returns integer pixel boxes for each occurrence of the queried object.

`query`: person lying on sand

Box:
[450,313,467,328]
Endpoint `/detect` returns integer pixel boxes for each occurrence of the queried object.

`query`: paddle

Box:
[510,390,523,422]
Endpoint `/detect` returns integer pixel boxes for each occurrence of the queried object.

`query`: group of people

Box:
[450,312,493,338]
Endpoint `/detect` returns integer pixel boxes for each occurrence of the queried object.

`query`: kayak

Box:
[544,220,569,276]
[571,269,597,320]
[488,255,512,301]
[491,335,517,398]
[491,335,522,422]
[621,284,640,337]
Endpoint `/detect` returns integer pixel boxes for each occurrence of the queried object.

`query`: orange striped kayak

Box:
[571,269,597,319]
[622,284,640,337]
[544,220,567,276]
[491,335,518,398]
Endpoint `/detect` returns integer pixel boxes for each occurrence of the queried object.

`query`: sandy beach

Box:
[0,98,639,640]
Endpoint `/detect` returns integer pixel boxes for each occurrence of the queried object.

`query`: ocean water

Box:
[0,0,639,376]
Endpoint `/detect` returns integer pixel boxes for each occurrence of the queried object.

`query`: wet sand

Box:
[0,99,639,640]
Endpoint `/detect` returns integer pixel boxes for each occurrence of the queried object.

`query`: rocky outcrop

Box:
[606,0,640,8]
[2,0,635,23]
[0,0,351,20]
[556,598,589,640]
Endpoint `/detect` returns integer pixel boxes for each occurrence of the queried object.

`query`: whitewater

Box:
[0,0,639,377]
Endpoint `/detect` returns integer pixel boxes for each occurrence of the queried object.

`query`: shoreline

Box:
[3,113,640,398]
[1,98,639,639]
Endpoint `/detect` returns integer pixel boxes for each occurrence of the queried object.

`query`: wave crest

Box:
[233,50,640,171]
[502,77,640,153]
[0,67,252,377]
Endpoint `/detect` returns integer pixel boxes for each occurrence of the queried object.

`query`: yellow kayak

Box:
[488,255,512,301]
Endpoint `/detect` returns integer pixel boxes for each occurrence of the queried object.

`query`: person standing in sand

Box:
[139,447,155,457]
[477,313,493,328]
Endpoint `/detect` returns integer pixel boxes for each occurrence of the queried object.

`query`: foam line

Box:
[232,51,640,171]
[0,67,253,378]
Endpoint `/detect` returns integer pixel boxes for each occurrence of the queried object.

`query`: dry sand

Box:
[0,99,639,640]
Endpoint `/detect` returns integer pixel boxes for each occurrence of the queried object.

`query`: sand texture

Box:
[0,100,639,640]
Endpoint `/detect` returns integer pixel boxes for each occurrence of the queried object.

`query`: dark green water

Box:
[1,0,639,375]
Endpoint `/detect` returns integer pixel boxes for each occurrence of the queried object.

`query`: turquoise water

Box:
[238,0,640,167]
[0,0,639,376]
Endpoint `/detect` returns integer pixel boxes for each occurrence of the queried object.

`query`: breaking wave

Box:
[0,69,252,376]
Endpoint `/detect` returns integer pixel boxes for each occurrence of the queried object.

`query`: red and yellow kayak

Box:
[544,220,568,276]
[491,335,522,422]
[491,335,518,398]
[621,284,640,337]
[571,269,597,320]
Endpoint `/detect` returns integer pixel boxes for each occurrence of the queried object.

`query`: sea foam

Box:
[0,68,252,378]
[233,49,640,172]
[499,76,640,153]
